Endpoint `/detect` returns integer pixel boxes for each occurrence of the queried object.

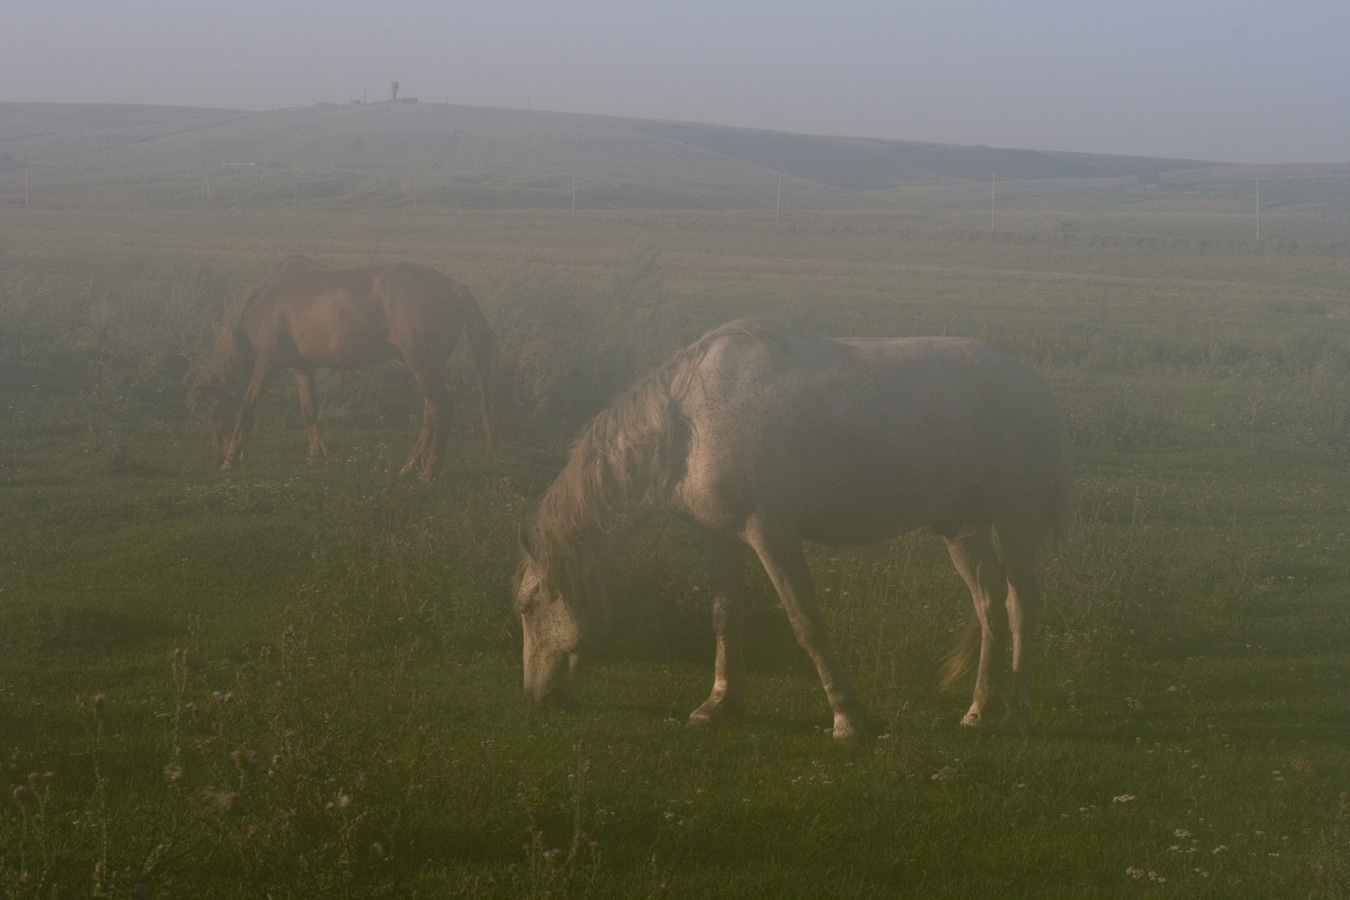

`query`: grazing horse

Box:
[515,319,1071,743]
[189,256,496,480]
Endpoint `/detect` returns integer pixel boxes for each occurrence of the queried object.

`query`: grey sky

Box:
[3,1,1347,164]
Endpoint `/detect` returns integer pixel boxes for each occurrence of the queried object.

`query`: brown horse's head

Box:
[187,380,241,468]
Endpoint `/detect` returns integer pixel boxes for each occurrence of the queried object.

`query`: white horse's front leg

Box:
[689,534,747,728]
[744,518,871,745]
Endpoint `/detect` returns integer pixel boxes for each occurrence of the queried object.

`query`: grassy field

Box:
[2,106,1350,898]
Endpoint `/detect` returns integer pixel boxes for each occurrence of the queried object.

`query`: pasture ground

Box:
[2,199,1349,898]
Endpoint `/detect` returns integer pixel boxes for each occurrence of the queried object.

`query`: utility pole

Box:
[1255,177,1261,242]
[991,173,996,231]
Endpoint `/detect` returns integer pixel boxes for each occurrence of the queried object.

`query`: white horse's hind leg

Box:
[688,533,748,728]
[944,529,1010,729]
[999,533,1041,734]
[743,516,871,745]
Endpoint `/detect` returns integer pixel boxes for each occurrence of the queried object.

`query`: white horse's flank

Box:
[515,319,1071,742]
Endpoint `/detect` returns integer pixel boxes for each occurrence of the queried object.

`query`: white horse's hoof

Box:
[832,712,873,746]
[688,698,743,728]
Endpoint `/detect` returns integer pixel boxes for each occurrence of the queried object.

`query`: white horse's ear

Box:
[517,520,535,560]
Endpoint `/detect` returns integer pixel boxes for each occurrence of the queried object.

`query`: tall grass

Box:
[2,199,1348,897]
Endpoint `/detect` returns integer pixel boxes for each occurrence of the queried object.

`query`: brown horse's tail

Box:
[461,289,498,450]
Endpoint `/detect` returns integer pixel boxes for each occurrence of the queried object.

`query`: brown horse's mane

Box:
[187,256,322,409]
[524,333,714,619]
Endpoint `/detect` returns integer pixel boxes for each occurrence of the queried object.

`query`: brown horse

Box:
[189,255,496,480]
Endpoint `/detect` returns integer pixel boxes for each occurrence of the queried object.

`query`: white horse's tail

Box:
[940,619,983,690]
[942,412,1073,690]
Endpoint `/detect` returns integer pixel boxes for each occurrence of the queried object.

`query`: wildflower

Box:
[91,692,107,709]
[212,691,232,705]
[1112,794,1136,803]
[200,790,239,812]
[12,784,25,799]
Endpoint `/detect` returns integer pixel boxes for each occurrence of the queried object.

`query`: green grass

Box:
[2,137,1350,898]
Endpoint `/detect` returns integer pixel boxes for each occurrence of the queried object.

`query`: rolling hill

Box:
[0,100,1316,212]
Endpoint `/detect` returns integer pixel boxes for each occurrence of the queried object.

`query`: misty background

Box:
[2,1,1347,165]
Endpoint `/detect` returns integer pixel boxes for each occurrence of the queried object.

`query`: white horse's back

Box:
[672,319,1070,547]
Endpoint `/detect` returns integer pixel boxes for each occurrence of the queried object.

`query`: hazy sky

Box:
[3,2,1347,164]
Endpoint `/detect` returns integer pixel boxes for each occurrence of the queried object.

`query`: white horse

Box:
[515,319,1071,743]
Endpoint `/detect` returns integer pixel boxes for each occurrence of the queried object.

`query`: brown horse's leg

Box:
[292,369,326,463]
[401,363,450,480]
[689,533,748,728]
[224,358,274,468]
[400,404,433,478]
[943,528,1010,729]
[743,515,870,745]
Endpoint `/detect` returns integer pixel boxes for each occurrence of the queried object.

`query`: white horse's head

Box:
[515,527,605,706]
[515,557,578,704]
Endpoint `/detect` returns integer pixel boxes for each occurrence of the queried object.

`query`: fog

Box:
[2,1,1347,164]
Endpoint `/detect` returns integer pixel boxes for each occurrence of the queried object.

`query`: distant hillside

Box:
[628,120,1206,187]
[0,100,1259,212]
